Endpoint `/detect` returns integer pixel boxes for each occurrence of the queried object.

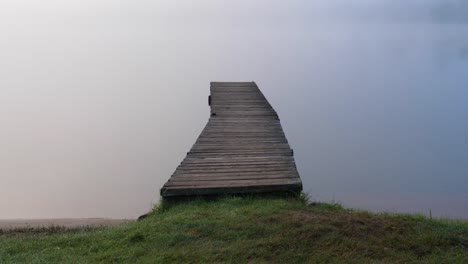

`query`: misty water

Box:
[1,1,467,219]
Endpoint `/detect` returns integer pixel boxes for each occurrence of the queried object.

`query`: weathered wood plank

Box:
[164,178,302,188]
[172,170,299,177]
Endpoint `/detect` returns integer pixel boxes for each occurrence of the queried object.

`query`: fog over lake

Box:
[1,0,467,219]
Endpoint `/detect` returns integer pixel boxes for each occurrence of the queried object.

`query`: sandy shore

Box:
[0,218,132,230]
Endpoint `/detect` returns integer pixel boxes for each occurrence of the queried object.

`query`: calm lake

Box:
[1,1,467,219]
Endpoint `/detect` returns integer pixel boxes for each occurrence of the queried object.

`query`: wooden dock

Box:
[160,82,302,198]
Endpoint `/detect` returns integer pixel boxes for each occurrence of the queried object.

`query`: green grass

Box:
[1,195,467,263]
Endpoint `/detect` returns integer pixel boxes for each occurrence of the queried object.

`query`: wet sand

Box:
[0,218,132,230]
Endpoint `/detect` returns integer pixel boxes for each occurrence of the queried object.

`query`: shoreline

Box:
[0,218,132,230]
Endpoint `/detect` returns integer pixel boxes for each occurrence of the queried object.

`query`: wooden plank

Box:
[178,166,297,172]
[161,184,302,197]
[164,178,302,188]
[172,170,299,178]
[181,158,294,165]
[210,81,255,86]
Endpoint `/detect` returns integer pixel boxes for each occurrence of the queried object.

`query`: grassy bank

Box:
[1,195,467,263]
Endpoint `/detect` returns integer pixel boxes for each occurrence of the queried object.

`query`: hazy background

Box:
[1,0,467,219]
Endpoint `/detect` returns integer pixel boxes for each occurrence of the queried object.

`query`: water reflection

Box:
[0,0,467,219]
[432,0,468,23]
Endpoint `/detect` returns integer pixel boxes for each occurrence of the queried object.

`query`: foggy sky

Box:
[1,0,467,219]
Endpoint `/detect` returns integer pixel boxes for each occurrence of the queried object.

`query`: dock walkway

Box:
[160,82,302,197]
